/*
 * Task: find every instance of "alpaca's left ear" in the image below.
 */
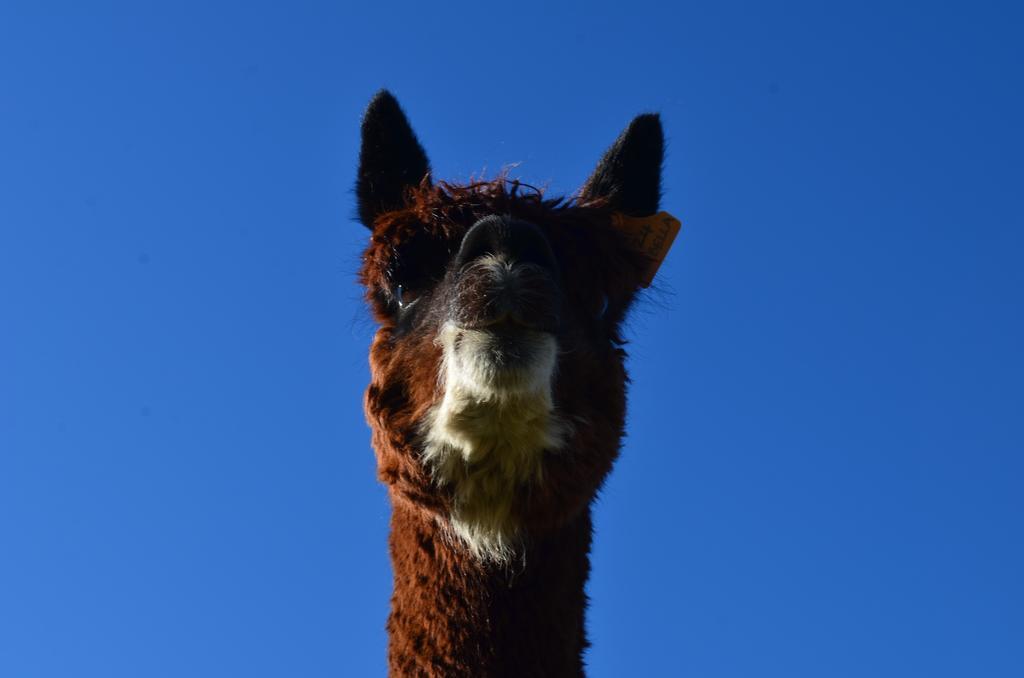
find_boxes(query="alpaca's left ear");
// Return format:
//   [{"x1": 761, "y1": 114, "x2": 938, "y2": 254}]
[
  {"x1": 579, "y1": 113, "x2": 663, "y2": 216},
  {"x1": 357, "y1": 90, "x2": 432, "y2": 228}
]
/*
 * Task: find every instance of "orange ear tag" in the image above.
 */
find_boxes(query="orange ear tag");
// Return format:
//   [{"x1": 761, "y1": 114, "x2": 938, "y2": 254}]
[{"x1": 610, "y1": 211, "x2": 682, "y2": 287}]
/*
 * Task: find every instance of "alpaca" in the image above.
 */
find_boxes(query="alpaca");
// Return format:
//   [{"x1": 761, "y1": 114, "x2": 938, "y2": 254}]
[{"x1": 356, "y1": 90, "x2": 676, "y2": 676}]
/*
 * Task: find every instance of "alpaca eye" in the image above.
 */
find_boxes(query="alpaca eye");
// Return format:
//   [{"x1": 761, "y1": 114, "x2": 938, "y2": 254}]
[{"x1": 395, "y1": 284, "x2": 420, "y2": 309}]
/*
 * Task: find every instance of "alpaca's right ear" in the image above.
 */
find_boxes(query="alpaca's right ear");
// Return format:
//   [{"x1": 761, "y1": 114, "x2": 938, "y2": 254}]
[{"x1": 357, "y1": 90, "x2": 431, "y2": 228}]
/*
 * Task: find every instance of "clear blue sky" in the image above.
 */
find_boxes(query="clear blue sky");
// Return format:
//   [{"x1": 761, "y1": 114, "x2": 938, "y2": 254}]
[{"x1": 2, "y1": 2, "x2": 1022, "y2": 676}]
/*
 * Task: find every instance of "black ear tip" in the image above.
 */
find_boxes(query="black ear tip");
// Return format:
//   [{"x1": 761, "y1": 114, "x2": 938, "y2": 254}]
[
  {"x1": 364, "y1": 89, "x2": 400, "y2": 118},
  {"x1": 622, "y1": 113, "x2": 664, "y2": 152},
  {"x1": 362, "y1": 90, "x2": 409, "y2": 132},
  {"x1": 370, "y1": 88, "x2": 397, "y2": 103},
  {"x1": 629, "y1": 112, "x2": 662, "y2": 132},
  {"x1": 357, "y1": 89, "x2": 431, "y2": 227},
  {"x1": 579, "y1": 111, "x2": 665, "y2": 215}
]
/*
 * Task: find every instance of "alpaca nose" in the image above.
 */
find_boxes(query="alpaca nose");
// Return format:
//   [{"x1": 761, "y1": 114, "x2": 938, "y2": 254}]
[
  {"x1": 448, "y1": 215, "x2": 561, "y2": 332},
  {"x1": 453, "y1": 216, "x2": 558, "y2": 274}
]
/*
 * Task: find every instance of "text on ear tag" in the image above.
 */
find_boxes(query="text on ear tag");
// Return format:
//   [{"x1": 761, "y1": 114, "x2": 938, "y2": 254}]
[{"x1": 610, "y1": 211, "x2": 682, "y2": 287}]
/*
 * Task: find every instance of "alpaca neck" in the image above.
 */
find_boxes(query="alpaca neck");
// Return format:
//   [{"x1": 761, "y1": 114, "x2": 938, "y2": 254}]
[{"x1": 386, "y1": 501, "x2": 592, "y2": 677}]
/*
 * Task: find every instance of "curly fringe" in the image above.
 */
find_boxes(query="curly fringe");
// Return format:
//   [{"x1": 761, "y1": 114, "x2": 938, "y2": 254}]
[{"x1": 390, "y1": 171, "x2": 609, "y2": 234}]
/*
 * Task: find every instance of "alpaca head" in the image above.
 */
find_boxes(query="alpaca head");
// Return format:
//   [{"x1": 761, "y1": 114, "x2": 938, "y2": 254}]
[{"x1": 357, "y1": 91, "x2": 666, "y2": 562}]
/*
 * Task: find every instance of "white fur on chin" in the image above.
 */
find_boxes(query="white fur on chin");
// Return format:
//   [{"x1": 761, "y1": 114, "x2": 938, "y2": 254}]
[{"x1": 421, "y1": 321, "x2": 568, "y2": 563}]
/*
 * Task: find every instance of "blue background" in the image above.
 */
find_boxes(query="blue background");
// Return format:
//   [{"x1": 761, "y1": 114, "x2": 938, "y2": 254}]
[{"x1": 2, "y1": 2, "x2": 1022, "y2": 676}]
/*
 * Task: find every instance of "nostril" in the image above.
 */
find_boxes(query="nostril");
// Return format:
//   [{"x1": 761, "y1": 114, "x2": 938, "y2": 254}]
[{"x1": 454, "y1": 216, "x2": 504, "y2": 270}]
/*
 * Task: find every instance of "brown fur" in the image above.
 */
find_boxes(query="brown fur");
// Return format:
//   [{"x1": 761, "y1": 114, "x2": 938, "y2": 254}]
[{"x1": 360, "y1": 178, "x2": 649, "y2": 676}]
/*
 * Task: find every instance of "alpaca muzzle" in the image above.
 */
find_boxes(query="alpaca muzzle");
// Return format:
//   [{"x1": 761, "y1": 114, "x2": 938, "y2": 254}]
[{"x1": 447, "y1": 216, "x2": 561, "y2": 333}]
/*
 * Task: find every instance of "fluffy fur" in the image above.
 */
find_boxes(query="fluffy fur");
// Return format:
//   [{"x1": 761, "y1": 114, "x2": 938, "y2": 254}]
[
  {"x1": 423, "y1": 319, "x2": 569, "y2": 562},
  {"x1": 356, "y1": 90, "x2": 664, "y2": 676}
]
